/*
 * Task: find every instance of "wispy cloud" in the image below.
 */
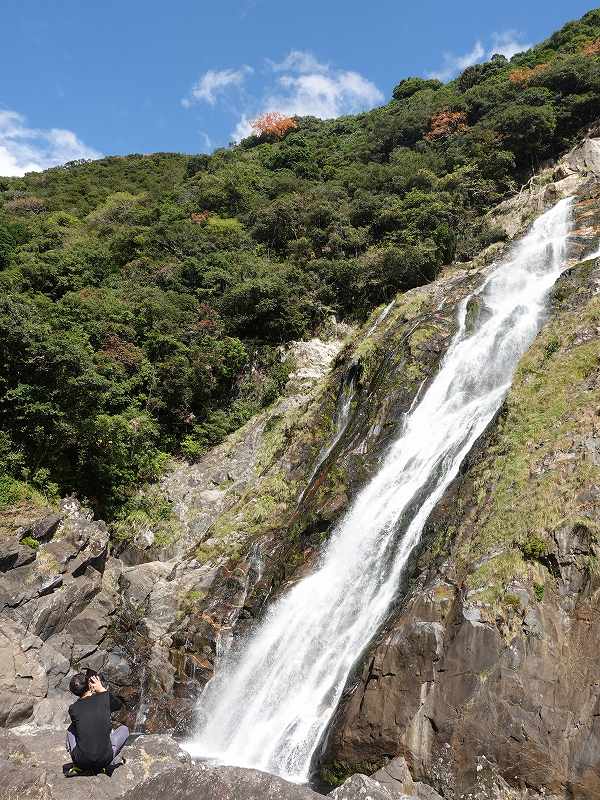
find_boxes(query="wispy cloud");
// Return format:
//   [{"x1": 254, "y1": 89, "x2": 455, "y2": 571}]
[
  {"x1": 182, "y1": 66, "x2": 253, "y2": 107},
  {"x1": 234, "y1": 56, "x2": 383, "y2": 141},
  {"x1": 268, "y1": 50, "x2": 330, "y2": 74},
  {"x1": 489, "y1": 30, "x2": 532, "y2": 59},
  {"x1": 0, "y1": 110, "x2": 101, "y2": 177},
  {"x1": 428, "y1": 30, "x2": 532, "y2": 82},
  {"x1": 428, "y1": 41, "x2": 485, "y2": 82},
  {"x1": 240, "y1": 0, "x2": 259, "y2": 18},
  {"x1": 265, "y1": 65, "x2": 382, "y2": 120},
  {"x1": 199, "y1": 131, "x2": 212, "y2": 151},
  {"x1": 183, "y1": 50, "x2": 383, "y2": 144}
]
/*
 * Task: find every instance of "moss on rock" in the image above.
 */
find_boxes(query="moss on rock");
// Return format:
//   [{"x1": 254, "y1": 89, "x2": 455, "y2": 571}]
[{"x1": 460, "y1": 259, "x2": 600, "y2": 608}]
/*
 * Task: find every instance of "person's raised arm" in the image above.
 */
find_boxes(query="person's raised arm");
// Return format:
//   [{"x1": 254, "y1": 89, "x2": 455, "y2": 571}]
[{"x1": 88, "y1": 675, "x2": 107, "y2": 694}]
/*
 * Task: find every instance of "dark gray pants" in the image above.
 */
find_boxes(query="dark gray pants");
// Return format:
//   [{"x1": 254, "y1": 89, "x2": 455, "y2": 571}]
[{"x1": 66, "y1": 725, "x2": 129, "y2": 765}]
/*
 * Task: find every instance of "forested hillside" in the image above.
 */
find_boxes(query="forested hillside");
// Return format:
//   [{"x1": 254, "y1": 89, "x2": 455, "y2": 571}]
[{"x1": 2, "y1": 8, "x2": 600, "y2": 515}]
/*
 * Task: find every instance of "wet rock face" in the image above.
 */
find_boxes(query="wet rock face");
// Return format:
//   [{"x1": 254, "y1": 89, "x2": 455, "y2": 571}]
[
  {"x1": 324, "y1": 202, "x2": 600, "y2": 799},
  {"x1": 326, "y1": 578, "x2": 600, "y2": 798}
]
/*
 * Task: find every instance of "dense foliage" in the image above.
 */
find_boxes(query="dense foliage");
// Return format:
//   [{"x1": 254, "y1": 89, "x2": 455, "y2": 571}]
[{"x1": 2, "y1": 9, "x2": 600, "y2": 513}]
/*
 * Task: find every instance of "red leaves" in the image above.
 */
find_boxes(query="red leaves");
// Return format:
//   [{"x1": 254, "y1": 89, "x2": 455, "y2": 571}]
[
  {"x1": 250, "y1": 112, "x2": 297, "y2": 139},
  {"x1": 190, "y1": 211, "x2": 211, "y2": 225},
  {"x1": 582, "y1": 38, "x2": 600, "y2": 56},
  {"x1": 425, "y1": 110, "x2": 468, "y2": 141},
  {"x1": 99, "y1": 335, "x2": 143, "y2": 369},
  {"x1": 508, "y1": 64, "x2": 549, "y2": 84}
]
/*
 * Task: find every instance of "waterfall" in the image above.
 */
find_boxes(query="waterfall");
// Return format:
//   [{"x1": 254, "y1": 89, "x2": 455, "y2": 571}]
[
  {"x1": 365, "y1": 298, "x2": 395, "y2": 337},
  {"x1": 183, "y1": 198, "x2": 574, "y2": 783},
  {"x1": 299, "y1": 299, "x2": 395, "y2": 504},
  {"x1": 298, "y1": 368, "x2": 358, "y2": 503}
]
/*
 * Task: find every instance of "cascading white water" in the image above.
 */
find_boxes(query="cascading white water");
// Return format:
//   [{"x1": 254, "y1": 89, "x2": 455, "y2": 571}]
[
  {"x1": 298, "y1": 370, "x2": 357, "y2": 503},
  {"x1": 299, "y1": 299, "x2": 395, "y2": 504},
  {"x1": 184, "y1": 198, "x2": 574, "y2": 783},
  {"x1": 366, "y1": 298, "x2": 395, "y2": 337}
]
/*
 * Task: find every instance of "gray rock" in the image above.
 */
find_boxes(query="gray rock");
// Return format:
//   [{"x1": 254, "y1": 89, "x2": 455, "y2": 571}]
[
  {"x1": 566, "y1": 136, "x2": 600, "y2": 178},
  {"x1": 371, "y1": 756, "x2": 414, "y2": 794},
  {"x1": 0, "y1": 538, "x2": 36, "y2": 572},
  {"x1": 122, "y1": 764, "x2": 322, "y2": 800},
  {"x1": 120, "y1": 562, "x2": 172, "y2": 606},
  {"x1": 67, "y1": 593, "x2": 113, "y2": 645},
  {"x1": 412, "y1": 784, "x2": 444, "y2": 800},
  {"x1": 103, "y1": 650, "x2": 132, "y2": 685},
  {"x1": 330, "y1": 774, "x2": 404, "y2": 799},
  {"x1": 0, "y1": 731, "x2": 192, "y2": 800},
  {"x1": 0, "y1": 621, "x2": 47, "y2": 727},
  {"x1": 30, "y1": 695, "x2": 70, "y2": 728},
  {"x1": 17, "y1": 573, "x2": 100, "y2": 639},
  {"x1": 37, "y1": 640, "x2": 71, "y2": 690},
  {"x1": 21, "y1": 512, "x2": 63, "y2": 543}
]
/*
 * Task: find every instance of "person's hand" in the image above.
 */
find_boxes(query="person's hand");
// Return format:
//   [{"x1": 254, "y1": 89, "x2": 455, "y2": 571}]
[{"x1": 89, "y1": 675, "x2": 107, "y2": 694}]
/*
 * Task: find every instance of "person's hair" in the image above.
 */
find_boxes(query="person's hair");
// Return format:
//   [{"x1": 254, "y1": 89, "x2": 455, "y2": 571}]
[{"x1": 69, "y1": 672, "x2": 88, "y2": 697}]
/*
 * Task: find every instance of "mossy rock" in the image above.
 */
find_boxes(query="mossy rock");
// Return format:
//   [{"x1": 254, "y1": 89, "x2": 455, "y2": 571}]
[{"x1": 320, "y1": 758, "x2": 385, "y2": 788}]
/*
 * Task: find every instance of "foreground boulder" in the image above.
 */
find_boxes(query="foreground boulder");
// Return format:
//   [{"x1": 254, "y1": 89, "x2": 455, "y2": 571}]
[
  {"x1": 0, "y1": 731, "x2": 190, "y2": 800},
  {"x1": 122, "y1": 764, "x2": 323, "y2": 800},
  {"x1": 0, "y1": 729, "x2": 458, "y2": 800},
  {"x1": 331, "y1": 756, "x2": 552, "y2": 800}
]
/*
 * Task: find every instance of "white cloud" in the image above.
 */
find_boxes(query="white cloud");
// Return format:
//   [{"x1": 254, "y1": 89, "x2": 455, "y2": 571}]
[
  {"x1": 268, "y1": 50, "x2": 329, "y2": 74},
  {"x1": 268, "y1": 70, "x2": 383, "y2": 119},
  {"x1": 428, "y1": 41, "x2": 485, "y2": 82},
  {"x1": 241, "y1": 51, "x2": 382, "y2": 141},
  {"x1": 0, "y1": 110, "x2": 101, "y2": 177},
  {"x1": 183, "y1": 50, "x2": 383, "y2": 144},
  {"x1": 427, "y1": 30, "x2": 532, "y2": 83},
  {"x1": 232, "y1": 114, "x2": 253, "y2": 143},
  {"x1": 489, "y1": 30, "x2": 532, "y2": 60},
  {"x1": 182, "y1": 66, "x2": 253, "y2": 107},
  {"x1": 199, "y1": 130, "x2": 212, "y2": 151}
]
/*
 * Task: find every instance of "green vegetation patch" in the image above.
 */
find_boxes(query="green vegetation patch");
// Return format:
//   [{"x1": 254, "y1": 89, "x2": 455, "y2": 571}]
[
  {"x1": 463, "y1": 289, "x2": 600, "y2": 600},
  {"x1": 0, "y1": 476, "x2": 49, "y2": 513},
  {"x1": 196, "y1": 470, "x2": 295, "y2": 564},
  {"x1": 321, "y1": 759, "x2": 385, "y2": 789},
  {"x1": 111, "y1": 486, "x2": 183, "y2": 549},
  {"x1": 20, "y1": 535, "x2": 40, "y2": 550}
]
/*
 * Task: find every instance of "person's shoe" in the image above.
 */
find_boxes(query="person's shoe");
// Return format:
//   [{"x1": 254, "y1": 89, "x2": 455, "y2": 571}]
[{"x1": 66, "y1": 765, "x2": 83, "y2": 777}]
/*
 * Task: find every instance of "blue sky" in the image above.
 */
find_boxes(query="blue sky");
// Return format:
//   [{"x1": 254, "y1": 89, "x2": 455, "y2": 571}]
[{"x1": 0, "y1": 1, "x2": 596, "y2": 175}]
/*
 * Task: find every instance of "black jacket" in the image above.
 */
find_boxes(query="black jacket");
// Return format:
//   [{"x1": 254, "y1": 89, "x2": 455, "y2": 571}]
[{"x1": 68, "y1": 692, "x2": 122, "y2": 769}]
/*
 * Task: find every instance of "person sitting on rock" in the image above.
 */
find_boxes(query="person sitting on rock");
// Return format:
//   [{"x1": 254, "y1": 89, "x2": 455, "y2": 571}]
[{"x1": 66, "y1": 669, "x2": 129, "y2": 776}]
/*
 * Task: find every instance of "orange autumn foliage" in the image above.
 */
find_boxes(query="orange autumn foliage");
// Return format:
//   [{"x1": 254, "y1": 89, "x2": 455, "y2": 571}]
[
  {"x1": 190, "y1": 210, "x2": 211, "y2": 225},
  {"x1": 251, "y1": 112, "x2": 297, "y2": 139},
  {"x1": 425, "y1": 110, "x2": 468, "y2": 141},
  {"x1": 582, "y1": 38, "x2": 600, "y2": 56},
  {"x1": 508, "y1": 63, "x2": 549, "y2": 84}
]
